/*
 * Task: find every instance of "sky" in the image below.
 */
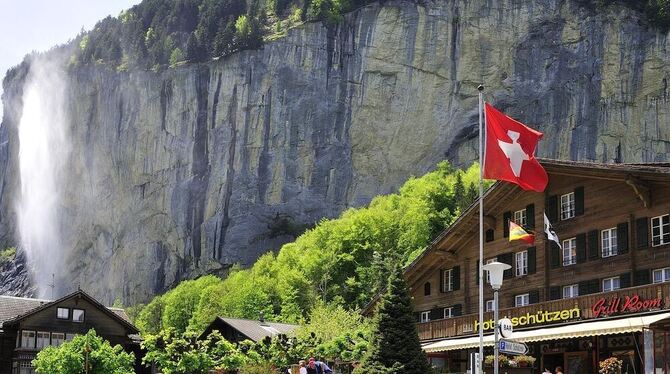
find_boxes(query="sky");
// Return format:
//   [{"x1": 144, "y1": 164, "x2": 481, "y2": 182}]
[{"x1": 0, "y1": 0, "x2": 141, "y2": 117}]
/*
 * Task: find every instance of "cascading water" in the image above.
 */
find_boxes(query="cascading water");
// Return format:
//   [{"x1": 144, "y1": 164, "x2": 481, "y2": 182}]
[{"x1": 16, "y1": 57, "x2": 70, "y2": 298}]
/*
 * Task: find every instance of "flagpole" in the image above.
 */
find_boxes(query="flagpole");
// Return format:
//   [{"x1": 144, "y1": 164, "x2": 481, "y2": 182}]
[{"x1": 477, "y1": 84, "x2": 485, "y2": 373}]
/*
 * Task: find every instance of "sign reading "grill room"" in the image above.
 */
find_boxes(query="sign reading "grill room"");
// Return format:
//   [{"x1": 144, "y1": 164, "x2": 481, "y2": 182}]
[{"x1": 592, "y1": 294, "x2": 663, "y2": 318}]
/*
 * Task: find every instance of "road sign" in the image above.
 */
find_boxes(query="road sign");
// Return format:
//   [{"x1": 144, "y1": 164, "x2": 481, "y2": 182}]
[
  {"x1": 499, "y1": 339, "x2": 528, "y2": 355},
  {"x1": 470, "y1": 352, "x2": 481, "y2": 374},
  {"x1": 498, "y1": 318, "x2": 513, "y2": 338}
]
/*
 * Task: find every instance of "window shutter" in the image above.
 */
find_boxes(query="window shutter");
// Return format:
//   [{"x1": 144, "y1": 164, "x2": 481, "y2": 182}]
[
  {"x1": 546, "y1": 195, "x2": 558, "y2": 223},
  {"x1": 500, "y1": 252, "x2": 514, "y2": 279},
  {"x1": 439, "y1": 269, "x2": 445, "y2": 293},
  {"x1": 636, "y1": 217, "x2": 649, "y2": 249},
  {"x1": 620, "y1": 272, "x2": 631, "y2": 289},
  {"x1": 635, "y1": 269, "x2": 651, "y2": 286},
  {"x1": 526, "y1": 203, "x2": 535, "y2": 229},
  {"x1": 590, "y1": 279, "x2": 601, "y2": 294},
  {"x1": 475, "y1": 262, "x2": 479, "y2": 285},
  {"x1": 617, "y1": 222, "x2": 629, "y2": 254},
  {"x1": 415, "y1": 312, "x2": 421, "y2": 322},
  {"x1": 549, "y1": 286, "x2": 561, "y2": 300},
  {"x1": 576, "y1": 233, "x2": 587, "y2": 263},
  {"x1": 529, "y1": 290, "x2": 540, "y2": 304},
  {"x1": 424, "y1": 282, "x2": 431, "y2": 296},
  {"x1": 431, "y1": 308, "x2": 443, "y2": 320},
  {"x1": 503, "y1": 211, "x2": 512, "y2": 238},
  {"x1": 452, "y1": 266, "x2": 460, "y2": 291},
  {"x1": 486, "y1": 229, "x2": 494, "y2": 242},
  {"x1": 574, "y1": 186, "x2": 585, "y2": 216},
  {"x1": 587, "y1": 230, "x2": 599, "y2": 260},
  {"x1": 578, "y1": 280, "x2": 590, "y2": 295},
  {"x1": 453, "y1": 304, "x2": 463, "y2": 316},
  {"x1": 527, "y1": 247, "x2": 536, "y2": 274},
  {"x1": 550, "y1": 242, "x2": 560, "y2": 269}
]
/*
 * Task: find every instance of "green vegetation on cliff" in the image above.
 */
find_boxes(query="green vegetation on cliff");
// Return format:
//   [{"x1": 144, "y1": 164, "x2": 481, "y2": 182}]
[{"x1": 132, "y1": 161, "x2": 484, "y2": 335}]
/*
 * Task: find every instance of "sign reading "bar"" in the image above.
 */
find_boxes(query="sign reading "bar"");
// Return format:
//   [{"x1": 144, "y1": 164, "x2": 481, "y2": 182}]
[{"x1": 499, "y1": 339, "x2": 528, "y2": 355}]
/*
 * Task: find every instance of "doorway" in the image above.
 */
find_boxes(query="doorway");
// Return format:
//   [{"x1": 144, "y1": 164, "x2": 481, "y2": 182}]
[
  {"x1": 564, "y1": 351, "x2": 588, "y2": 374},
  {"x1": 542, "y1": 353, "x2": 563, "y2": 373}
]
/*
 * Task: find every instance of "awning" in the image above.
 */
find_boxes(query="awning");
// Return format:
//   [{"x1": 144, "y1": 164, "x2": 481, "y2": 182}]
[{"x1": 423, "y1": 312, "x2": 670, "y2": 353}]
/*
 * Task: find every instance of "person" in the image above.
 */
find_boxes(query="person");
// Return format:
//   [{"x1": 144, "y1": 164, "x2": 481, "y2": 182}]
[
  {"x1": 287, "y1": 360, "x2": 308, "y2": 374},
  {"x1": 306, "y1": 357, "x2": 333, "y2": 374},
  {"x1": 542, "y1": 369, "x2": 552, "y2": 374},
  {"x1": 555, "y1": 366, "x2": 563, "y2": 374}
]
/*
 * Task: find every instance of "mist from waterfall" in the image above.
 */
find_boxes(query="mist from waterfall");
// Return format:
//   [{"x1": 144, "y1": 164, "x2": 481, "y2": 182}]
[{"x1": 16, "y1": 58, "x2": 70, "y2": 298}]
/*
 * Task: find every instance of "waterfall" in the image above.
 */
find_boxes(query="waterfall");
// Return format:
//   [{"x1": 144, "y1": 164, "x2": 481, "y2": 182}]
[{"x1": 16, "y1": 58, "x2": 70, "y2": 298}]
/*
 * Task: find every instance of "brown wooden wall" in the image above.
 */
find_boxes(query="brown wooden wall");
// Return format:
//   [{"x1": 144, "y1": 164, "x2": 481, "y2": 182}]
[{"x1": 410, "y1": 171, "x2": 670, "y2": 327}]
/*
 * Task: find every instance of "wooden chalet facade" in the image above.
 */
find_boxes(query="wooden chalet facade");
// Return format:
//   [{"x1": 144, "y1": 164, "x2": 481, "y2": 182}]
[
  {"x1": 401, "y1": 160, "x2": 670, "y2": 373},
  {"x1": 0, "y1": 290, "x2": 143, "y2": 374}
]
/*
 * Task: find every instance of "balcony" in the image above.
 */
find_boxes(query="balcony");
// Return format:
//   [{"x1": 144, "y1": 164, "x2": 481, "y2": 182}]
[{"x1": 417, "y1": 282, "x2": 670, "y2": 341}]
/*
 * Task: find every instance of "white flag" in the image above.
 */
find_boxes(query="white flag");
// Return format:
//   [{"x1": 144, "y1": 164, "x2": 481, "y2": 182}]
[{"x1": 544, "y1": 213, "x2": 561, "y2": 249}]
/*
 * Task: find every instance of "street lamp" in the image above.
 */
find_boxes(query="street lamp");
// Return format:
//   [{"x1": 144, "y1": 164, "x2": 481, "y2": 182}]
[{"x1": 482, "y1": 261, "x2": 511, "y2": 374}]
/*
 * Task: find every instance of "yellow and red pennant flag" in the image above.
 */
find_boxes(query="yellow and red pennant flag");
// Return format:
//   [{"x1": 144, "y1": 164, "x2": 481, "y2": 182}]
[{"x1": 509, "y1": 221, "x2": 534, "y2": 245}]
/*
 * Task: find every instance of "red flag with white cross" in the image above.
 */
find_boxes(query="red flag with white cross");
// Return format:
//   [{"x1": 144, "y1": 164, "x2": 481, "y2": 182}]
[{"x1": 483, "y1": 103, "x2": 548, "y2": 192}]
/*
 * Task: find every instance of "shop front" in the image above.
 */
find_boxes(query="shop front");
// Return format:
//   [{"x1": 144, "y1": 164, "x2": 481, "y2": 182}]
[{"x1": 418, "y1": 283, "x2": 670, "y2": 373}]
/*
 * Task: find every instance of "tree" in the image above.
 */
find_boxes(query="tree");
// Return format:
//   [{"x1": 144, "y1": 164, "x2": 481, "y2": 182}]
[
  {"x1": 355, "y1": 265, "x2": 430, "y2": 374},
  {"x1": 33, "y1": 330, "x2": 135, "y2": 374},
  {"x1": 453, "y1": 173, "x2": 466, "y2": 212}
]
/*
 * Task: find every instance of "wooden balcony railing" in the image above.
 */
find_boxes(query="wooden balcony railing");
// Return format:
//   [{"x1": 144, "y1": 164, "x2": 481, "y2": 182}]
[{"x1": 417, "y1": 282, "x2": 670, "y2": 341}]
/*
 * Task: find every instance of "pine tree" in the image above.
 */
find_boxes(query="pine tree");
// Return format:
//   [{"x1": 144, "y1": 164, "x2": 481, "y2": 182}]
[
  {"x1": 453, "y1": 172, "x2": 466, "y2": 212},
  {"x1": 355, "y1": 264, "x2": 430, "y2": 374},
  {"x1": 465, "y1": 182, "x2": 478, "y2": 207}
]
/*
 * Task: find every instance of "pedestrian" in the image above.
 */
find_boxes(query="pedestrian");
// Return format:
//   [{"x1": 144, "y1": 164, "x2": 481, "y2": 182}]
[
  {"x1": 555, "y1": 366, "x2": 563, "y2": 374},
  {"x1": 306, "y1": 357, "x2": 333, "y2": 374},
  {"x1": 542, "y1": 368, "x2": 552, "y2": 374},
  {"x1": 299, "y1": 360, "x2": 308, "y2": 374}
]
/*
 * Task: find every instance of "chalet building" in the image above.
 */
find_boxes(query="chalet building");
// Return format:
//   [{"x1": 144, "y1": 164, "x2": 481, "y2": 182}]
[
  {"x1": 0, "y1": 290, "x2": 142, "y2": 374},
  {"x1": 396, "y1": 160, "x2": 670, "y2": 373},
  {"x1": 200, "y1": 316, "x2": 298, "y2": 343}
]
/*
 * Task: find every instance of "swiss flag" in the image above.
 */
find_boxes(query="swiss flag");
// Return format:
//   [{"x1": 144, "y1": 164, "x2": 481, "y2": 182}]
[{"x1": 483, "y1": 103, "x2": 548, "y2": 192}]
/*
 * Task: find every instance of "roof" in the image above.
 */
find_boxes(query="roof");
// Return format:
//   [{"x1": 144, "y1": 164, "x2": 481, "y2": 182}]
[
  {"x1": 362, "y1": 158, "x2": 670, "y2": 314},
  {"x1": 0, "y1": 290, "x2": 139, "y2": 334},
  {"x1": 208, "y1": 316, "x2": 298, "y2": 342}
]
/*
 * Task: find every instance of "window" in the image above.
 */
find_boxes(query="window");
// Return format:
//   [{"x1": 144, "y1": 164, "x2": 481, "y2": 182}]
[
  {"x1": 515, "y1": 294, "x2": 530, "y2": 307},
  {"x1": 420, "y1": 311, "x2": 430, "y2": 323},
  {"x1": 514, "y1": 209, "x2": 527, "y2": 227},
  {"x1": 562, "y1": 238, "x2": 577, "y2": 266},
  {"x1": 653, "y1": 268, "x2": 670, "y2": 283},
  {"x1": 652, "y1": 214, "x2": 670, "y2": 247},
  {"x1": 443, "y1": 269, "x2": 453, "y2": 292},
  {"x1": 563, "y1": 284, "x2": 579, "y2": 299},
  {"x1": 65, "y1": 334, "x2": 76, "y2": 341},
  {"x1": 444, "y1": 307, "x2": 453, "y2": 319},
  {"x1": 561, "y1": 192, "x2": 575, "y2": 220},
  {"x1": 21, "y1": 330, "x2": 35, "y2": 349},
  {"x1": 485, "y1": 300, "x2": 494, "y2": 312},
  {"x1": 36, "y1": 332, "x2": 50, "y2": 349},
  {"x1": 18, "y1": 361, "x2": 34, "y2": 374},
  {"x1": 72, "y1": 309, "x2": 85, "y2": 323},
  {"x1": 57, "y1": 308, "x2": 69, "y2": 320},
  {"x1": 516, "y1": 251, "x2": 528, "y2": 277},
  {"x1": 602, "y1": 228, "x2": 618, "y2": 257},
  {"x1": 424, "y1": 282, "x2": 431, "y2": 296},
  {"x1": 603, "y1": 277, "x2": 620, "y2": 292},
  {"x1": 486, "y1": 258, "x2": 496, "y2": 284},
  {"x1": 51, "y1": 333, "x2": 65, "y2": 347}
]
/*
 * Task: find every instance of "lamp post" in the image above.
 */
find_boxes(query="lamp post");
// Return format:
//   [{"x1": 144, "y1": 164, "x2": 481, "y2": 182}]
[{"x1": 482, "y1": 261, "x2": 511, "y2": 374}]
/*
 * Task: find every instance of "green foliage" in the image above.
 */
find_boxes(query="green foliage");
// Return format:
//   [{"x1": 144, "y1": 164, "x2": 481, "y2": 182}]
[
  {"x1": 33, "y1": 330, "x2": 135, "y2": 374},
  {"x1": 355, "y1": 265, "x2": 429, "y2": 374},
  {"x1": 134, "y1": 162, "x2": 484, "y2": 336},
  {"x1": 0, "y1": 247, "x2": 16, "y2": 263},
  {"x1": 169, "y1": 47, "x2": 185, "y2": 66}
]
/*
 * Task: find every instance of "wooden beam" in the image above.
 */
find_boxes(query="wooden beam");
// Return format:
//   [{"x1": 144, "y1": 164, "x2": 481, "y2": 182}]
[{"x1": 626, "y1": 174, "x2": 651, "y2": 208}]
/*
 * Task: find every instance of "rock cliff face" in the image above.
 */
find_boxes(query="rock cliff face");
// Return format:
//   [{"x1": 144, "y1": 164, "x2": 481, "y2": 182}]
[{"x1": 2, "y1": 0, "x2": 670, "y2": 304}]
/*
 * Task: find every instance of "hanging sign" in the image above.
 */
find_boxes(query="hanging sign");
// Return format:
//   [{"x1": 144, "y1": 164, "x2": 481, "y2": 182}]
[
  {"x1": 591, "y1": 294, "x2": 663, "y2": 318},
  {"x1": 498, "y1": 318, "x2": 513, "y2": 339}
]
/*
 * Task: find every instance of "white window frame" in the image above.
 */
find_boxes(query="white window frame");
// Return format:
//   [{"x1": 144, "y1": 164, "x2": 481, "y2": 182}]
[
  {"x1": 515, "y1": 293, "x2": 530, "y2": 307},
  {"x1": 514, "y1": 209, "x2": 527, "y2": 227},
  {"x1": 420, "y1": 311, "x2": 430, "y2": 323},
  {"x1": 57, "y1": 307, "x2": 69, "y2": 320},
  {"x1": 563, "y1": 284, "x2": 579, "y2": 299},
  {"x1": 603, "y1": 276, "x2": 620, "y2": 292},
  {"x1": 486, "y1": 258, "x2": 496, "y2": 284},
  {"x1": 562, "y1": 238, "x2": 577, "y2": 266},
  {"x1": 21, "y1": 330, "x2": 35, "y2": 349},
  {"x1": 36, "y1": 331, "x2": 50, "y2": 349},
  {"x1": 485, "y1": 300, "x2": 494, "y2": 312},
  {"x1": 72, "y1": 309, "x2": 85, "y2": 323},
  {"x1": 561, "y1": 192, "x2": 575, "y2": 220},
  {"x1": 444, "y1": 307, "x2": 453, "y2": 319},
  {"x1": 51, "y1": 333, "x2": 65, "y2": 347},
  {"x1": 601, "y1": 228, "x2": 618, "y2": 257},
  {"x1": 652, "y1": 214, "x2": 670, "y2": 247},
  {"x1": 443, "y1": 268, "x2": 453, "y2": 292},
  {"x1": 653, "y1": 268, "x2": 670, "y2": 284},
  {"x1": 516, "y1": 251, "x2": 528, "y2": 277}
]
